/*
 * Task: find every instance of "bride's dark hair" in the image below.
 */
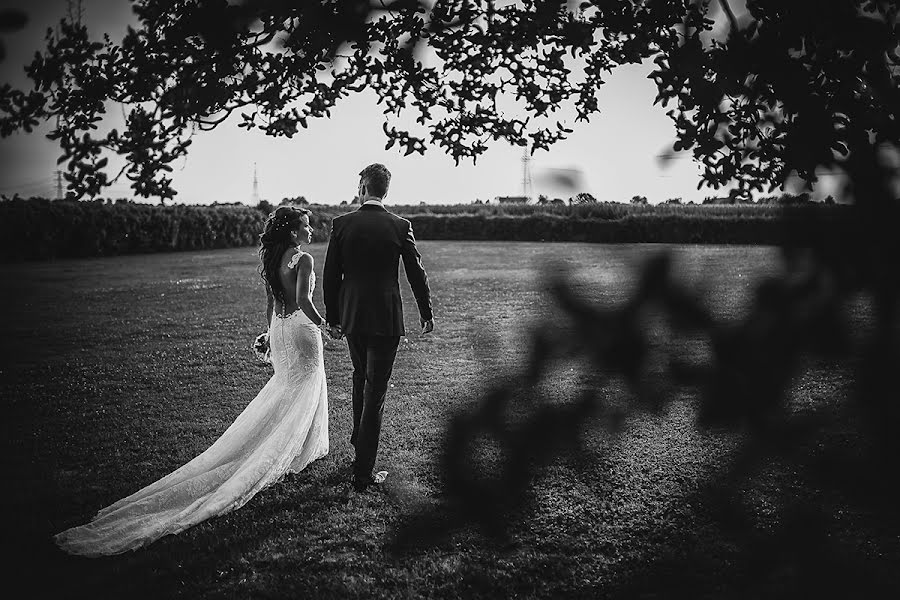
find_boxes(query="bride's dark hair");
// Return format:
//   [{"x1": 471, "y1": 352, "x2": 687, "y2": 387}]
[{"x1": 258, "y1": 206, "x2": 311, "y2": 304}]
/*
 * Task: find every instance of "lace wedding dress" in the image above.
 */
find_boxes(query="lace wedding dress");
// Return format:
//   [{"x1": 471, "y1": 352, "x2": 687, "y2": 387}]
[{"x1": 55, "y1": 253, "x2": 329, "y2": 557}]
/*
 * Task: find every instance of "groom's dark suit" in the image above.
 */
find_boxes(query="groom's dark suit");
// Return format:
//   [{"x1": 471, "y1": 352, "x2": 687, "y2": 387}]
[{"x1": 323, "y1": 200, "x2": 432, "y2": 481}]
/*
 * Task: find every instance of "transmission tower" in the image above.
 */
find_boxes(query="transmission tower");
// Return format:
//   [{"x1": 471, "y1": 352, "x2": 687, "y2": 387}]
[
  {"x1": 55, "y1": 170, "x2": 64, "y2": 200},
  {"x1": 251, "y1": 162, "x2": 260, "y2": 204},
  {"x1": 66, "y1": 0, "x2": 84, "y2": 24},
  {"x1": 521, "y1": 146, "x2": 534, "y2": 202}
]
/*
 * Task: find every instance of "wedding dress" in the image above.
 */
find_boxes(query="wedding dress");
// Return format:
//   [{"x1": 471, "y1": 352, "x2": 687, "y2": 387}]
[{"x1": 55, "y1": 253, "x2": 329, "y2": 557}]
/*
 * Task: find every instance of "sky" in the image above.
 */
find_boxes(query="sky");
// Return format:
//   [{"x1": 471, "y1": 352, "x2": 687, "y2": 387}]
[{"x1": 0, "y1": 0, "x2": 823, "y2": 206}]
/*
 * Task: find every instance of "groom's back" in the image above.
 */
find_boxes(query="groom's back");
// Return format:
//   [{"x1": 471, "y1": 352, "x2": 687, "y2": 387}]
[
  {"x1": 336, "y1": 208, "x2": 405, "y2": 280},
  {"x1": 326, "y1": 205, "x2": 414, "y2": 336}
]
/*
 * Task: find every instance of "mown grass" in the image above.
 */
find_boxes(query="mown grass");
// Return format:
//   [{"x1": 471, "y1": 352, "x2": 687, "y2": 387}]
[{"x1": 1, "y1": 242, "x2": 894, "y2": 599}]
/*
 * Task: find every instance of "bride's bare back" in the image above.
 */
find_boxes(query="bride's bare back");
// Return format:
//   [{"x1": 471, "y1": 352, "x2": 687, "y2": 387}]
[
  {"x1": 271, "y1": 248, "x2": 319, "y2": 326},
  {"x1": 274, "y1": 248, "x2": 301, "y2": 316}
]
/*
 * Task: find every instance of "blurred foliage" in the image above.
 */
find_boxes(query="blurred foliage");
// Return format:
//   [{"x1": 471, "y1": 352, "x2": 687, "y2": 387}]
[
  {"x1": 654, "y1": 0, "x2": 900, "y2": 197},
  {"x1": 0, "y1": 8, "x2": 27, "y2": 63},
  {"x1": 394, "y1": 197, "x2": 899, "y2": 595}
]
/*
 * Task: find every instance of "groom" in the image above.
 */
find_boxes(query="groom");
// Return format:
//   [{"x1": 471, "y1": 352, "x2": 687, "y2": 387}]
[{"x1": 323, "y1": 163, "x2": 434, "y2": 492}]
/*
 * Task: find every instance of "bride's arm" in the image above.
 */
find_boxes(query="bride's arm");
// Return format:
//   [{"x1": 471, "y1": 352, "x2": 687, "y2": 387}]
[
  {"x1": 295, "y1": 253, "x2": 324, "y2": 326},
  {"x1": 265, "y1": 282, "x2": 274, "y2": 326}
]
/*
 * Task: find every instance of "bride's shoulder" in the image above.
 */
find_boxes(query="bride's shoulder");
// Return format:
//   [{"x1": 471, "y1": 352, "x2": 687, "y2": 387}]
[
  {"x1": 285, "y1": 248, "x2": 301, "y2": 269},
  {"x1": 287, "y1": 249, "x2": 313, "y2": 272}
]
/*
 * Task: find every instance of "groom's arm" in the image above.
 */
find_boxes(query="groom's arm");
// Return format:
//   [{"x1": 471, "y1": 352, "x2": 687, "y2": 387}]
[
  {"x1": 323, "y1": 218, "x2": 342, "y2": 326},
  {"x1": 400, "y1": 220, "x2": 433, "y2": 322}
]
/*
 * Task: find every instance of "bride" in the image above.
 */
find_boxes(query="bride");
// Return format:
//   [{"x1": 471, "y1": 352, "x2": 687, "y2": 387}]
[{"x1": 55, "y1": 206, "x2": 329, "y2": 557}]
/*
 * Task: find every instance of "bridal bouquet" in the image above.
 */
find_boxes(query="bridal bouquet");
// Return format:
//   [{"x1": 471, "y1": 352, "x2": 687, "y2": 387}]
[{"x1": 252, "y1": 332, "x2": 271, "y2": 364}]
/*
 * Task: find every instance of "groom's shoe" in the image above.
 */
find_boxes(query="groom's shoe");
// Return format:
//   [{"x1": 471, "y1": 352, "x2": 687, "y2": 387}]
[{"x1": 352, "y1": 470, "x2": 388, "y2": 492}]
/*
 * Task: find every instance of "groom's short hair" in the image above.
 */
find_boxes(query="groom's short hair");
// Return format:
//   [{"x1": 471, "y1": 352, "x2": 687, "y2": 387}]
[{"x1": 360, "y1": 163, "x2": 391, "y2": 198}]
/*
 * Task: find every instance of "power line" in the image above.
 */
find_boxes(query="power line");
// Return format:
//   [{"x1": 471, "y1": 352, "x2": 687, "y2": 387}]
[{"x1": 66, "y1": 0, "x2": 83, "y2": 25}]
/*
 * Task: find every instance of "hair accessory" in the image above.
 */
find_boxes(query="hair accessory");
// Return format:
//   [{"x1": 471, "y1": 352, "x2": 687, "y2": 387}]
[{"x1": 270, "y1": 213, "x2": 293, "y2": 231}]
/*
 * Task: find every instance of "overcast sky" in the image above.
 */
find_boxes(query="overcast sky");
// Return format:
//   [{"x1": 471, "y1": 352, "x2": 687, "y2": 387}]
[{"x1": 1, "y1": 0, "x2": 822, "y2": 206}]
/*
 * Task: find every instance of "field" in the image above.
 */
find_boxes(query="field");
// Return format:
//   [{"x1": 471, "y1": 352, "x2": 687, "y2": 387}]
[{"x1": 1, "y1": 241, "x2": 896, "y2": 598}]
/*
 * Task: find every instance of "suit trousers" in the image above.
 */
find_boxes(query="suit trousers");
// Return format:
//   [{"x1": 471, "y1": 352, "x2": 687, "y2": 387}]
[{"x1": 346, "y1": 333, "x2": 401, "y2": 478}]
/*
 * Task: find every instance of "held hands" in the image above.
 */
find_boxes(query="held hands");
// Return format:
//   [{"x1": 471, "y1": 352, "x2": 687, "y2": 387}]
[
  {"x1": 322, "y1": 321, "x2": 429, "y2": 337},
  {"x1": 326, "y1": 323, "x2": 344, "y2": 340},
  {"x1": 421, "y1": 317, "x2": 435, "y2": 334}
]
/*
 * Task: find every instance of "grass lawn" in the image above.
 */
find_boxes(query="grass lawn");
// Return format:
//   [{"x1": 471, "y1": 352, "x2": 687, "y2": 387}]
[{"x1": 1, "y1": 241, "x2": 896, "y2": 599}]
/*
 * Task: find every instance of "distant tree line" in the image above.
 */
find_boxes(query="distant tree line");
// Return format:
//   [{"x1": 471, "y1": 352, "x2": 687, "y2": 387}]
[
  {"x1": 382, "y1": 197, "x2": 837, "y2": 218},
  {"x1": 0, "y1": 196, "x2": 853, "y2": 261},
  {"x1": 0, "y1": 198, "x2": 327, "y2": 261},
  {"x1": 494, "y1": 192, "x2": 832, "y2": 206},
  {"x1": 402, "y1": 211, "x2": 848, "y2": 245}
]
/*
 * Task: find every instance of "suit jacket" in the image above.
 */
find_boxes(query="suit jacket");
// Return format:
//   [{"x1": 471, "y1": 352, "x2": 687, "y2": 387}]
[{"x1": 323, "y1": 202, "x2": 432, "y2": 337}]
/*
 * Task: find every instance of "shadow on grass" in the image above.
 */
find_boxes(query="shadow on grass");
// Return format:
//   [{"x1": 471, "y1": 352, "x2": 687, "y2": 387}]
[
  {"x1": 387, "y1": 383, "x2": 900, "y2": 598},
  {"x1": 604, "y1": 429, "x2": 900, "y2": 599}
]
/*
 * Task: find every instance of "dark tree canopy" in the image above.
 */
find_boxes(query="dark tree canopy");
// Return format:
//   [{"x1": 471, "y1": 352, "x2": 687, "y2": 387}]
[
  {"x1": 3, "y1": 0, "x2": 896, "y2": 201},
  {"x1": 656, "y1": 0, "x2": 900, "y2": 196}
]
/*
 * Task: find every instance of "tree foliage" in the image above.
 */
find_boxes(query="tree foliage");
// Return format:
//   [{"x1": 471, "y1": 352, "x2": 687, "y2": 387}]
[
  {"x1": 3, "y1": 1, "x2": 900, "y2": 592},
  {"x1": 657, "y1": 0, "x2": 900, "y2": 195},
  {"x1": 570, "y1": 191, "x2": 597, "y2": 204},
  {"x1": 0, "y1": 197, "x2": 274, "y2": 259},
  {"x1": 4, "y1": 1, "x2": 897, "y2": 202}
]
